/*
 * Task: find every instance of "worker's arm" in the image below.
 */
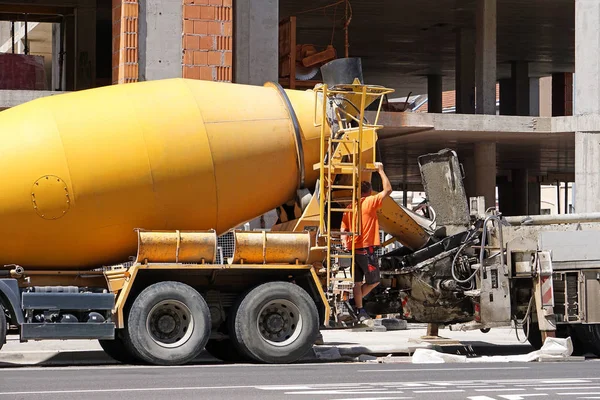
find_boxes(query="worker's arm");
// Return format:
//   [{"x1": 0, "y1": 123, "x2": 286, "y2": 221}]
[{"x1": 375, "y1": 162, "x2": 392, "y2": 198}]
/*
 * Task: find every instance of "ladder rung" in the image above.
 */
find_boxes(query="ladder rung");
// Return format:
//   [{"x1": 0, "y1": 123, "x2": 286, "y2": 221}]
[
  {"x1": 331, "y1": 138, "x2": 357, "y2": 144},
  {"x1": 334, "y1": 254, "x2": 354, "y2": 259},
  {"x1": 332, "y1": 162, "x2": 357, "y2": 167},
  {"x1": 331, "y1": 185, "x2": 355, "y2": 190},
  {"x1": 321, "y1": 166, "x2": 358, "y2": 174},
  {"x1": 330, "y1": 208, "x2": 352, "y2": 212},
  {"x1": 329, "y1": 230, "x2": 356, "y2": 236}
]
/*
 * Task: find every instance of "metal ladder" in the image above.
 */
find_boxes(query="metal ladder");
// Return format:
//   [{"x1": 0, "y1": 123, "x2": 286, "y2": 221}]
[{"x1": 313, "y1": 83, "x2": 393, "y2": 293}]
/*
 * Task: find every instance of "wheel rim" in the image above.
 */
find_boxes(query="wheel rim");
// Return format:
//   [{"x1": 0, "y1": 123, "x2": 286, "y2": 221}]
[
  {"x1": 146, "y1": 300, "x2": 194, "y2": 348},
  {"x1": 257, "y1": 299, "x2": 302, "y2": 347}
]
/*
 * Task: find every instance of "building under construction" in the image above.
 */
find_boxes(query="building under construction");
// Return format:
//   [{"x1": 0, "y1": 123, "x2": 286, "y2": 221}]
[{"x1": 0, "y1": 0, "x2": 595, "y2": 218}]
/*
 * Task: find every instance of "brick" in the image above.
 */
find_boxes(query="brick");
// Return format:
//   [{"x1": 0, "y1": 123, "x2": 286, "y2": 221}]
[
  {"x1": 223, "y1": 21, "x2": 232, "y2": 36},
  {"x1": 184, "y1": 5, "x2": 201, "y2": 19},
  {"x1": 223, "y1": 0, "x2": 232, "y2": 6},
  {"x1": 194, "y1": 20, "x2": 208, "y2": 34},
  {"x1": 208, "y1": 21, "x2": 222, "y2": 35},
  {"x1": 200, "y1": 35, "x2": 213, "y2": 50},
  {"x1": 200, "y1": 66, "x2": 213, "y2": 81},
  {"x1": 224, "y1": 51, "x2": 232, "y2": 66},
  {"x1": 194, "y1": 51, "x2": 208, "y2": 65},
  {"x1": 183, "y1": 50, "x2": 193, "y2": 65},
  {"x1": 216, "y1": 35, "x2": 232, "y2": 51},
  {"x1": 209, "y1": 0, "x2": 222, "y2": 5},
  {"x1": 183, "y1": 66, "x2": 200, "y2": 79},
  {"x1": 200, "y1": 6, "x2": 215, "y2": 20},
  {"x1": 215, "y1": 6, "x2": 231, "y2": 21},
  {"x1": 184, "y1": 34, "x2": 200, "y2": 50},
  {"x1": 184, "y1": 19, "x2": 194, "y2": 34},
  {"x1": 208, "y1": 51, "x2": 222, "y2": 65}
]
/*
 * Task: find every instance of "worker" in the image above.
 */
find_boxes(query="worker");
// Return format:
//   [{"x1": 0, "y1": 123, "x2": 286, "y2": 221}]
[{"x1": 340, "y1": 162, "x2": 393, "y2": 322}]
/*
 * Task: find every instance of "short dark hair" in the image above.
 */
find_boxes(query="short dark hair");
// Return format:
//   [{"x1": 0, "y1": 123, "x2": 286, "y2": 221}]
[{"x1": 361, "y1": 181, "x2": 372, "y2": 195}]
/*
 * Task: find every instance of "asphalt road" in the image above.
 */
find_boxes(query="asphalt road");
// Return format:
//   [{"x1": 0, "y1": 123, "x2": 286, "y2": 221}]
[{"x1": 1, "y1": 360, "x2": 600, "y2": 400}]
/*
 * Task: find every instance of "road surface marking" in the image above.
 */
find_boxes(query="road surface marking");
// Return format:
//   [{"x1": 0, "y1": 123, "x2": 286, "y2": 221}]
[
  {"x1": 359, "y1": 367, "x2": 530, "y2": 372},
  {"x1": 284, "y1": 390, "x2": 407, "y2": 395},
  {"x1": 474, "y1": 388, "x2": 525, "y2": 392},
  {"x1": 535, "y1": 387, "x2": 600, "y2": 391},
  {"x1": 412, "y1": 389, "x2": 465, "y2": 393},
  {"x1": 330, "y1": 397, "x2": 412, "y2": 400}
]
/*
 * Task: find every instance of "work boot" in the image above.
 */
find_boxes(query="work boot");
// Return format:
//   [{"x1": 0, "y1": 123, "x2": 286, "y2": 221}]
[{"x1": 357, "y1": 308, "x2": 372, "y2": 323}]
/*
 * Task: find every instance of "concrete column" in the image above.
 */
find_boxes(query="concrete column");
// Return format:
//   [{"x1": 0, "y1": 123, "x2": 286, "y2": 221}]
[
  {"x1": 427, "y1": 74, "x2": 442, "y2": 113},
  {"x1": 513, "y1": 61, "x2": 530, "y2": 116},
  {"x1": 528, "y1": 180, "x2": 541, "y2": 215},
  {"x1": 64, "y1": 15, "x2": 76, "y2": 91},
  {"x1": 475, "y1": 0, "x2": 497, "y2": 115},
  {"x1": 539, "y1": 76, "x2": 552, "y2": 117},
  {"x1": 575, "y1": 0, "x2": 600, "y2": 212},
  {"x1": 474, "y1": 142, "x2": 497, "y2": 210},
  {"x1": 75, "y1": 1, "x2": 97, "y2": 90},
  {"x1": 139, "y1": 0, "x2": 182, "y2": 81},
  {"x1": 234, "y1": 0, "x2": 278, "y2": 85},
  {"x1": 499, "y1": 62, "x2": 529, "y2": 116},
  {"x1": 499, "y1": 78, "x2": 515, "y2": 115},
  {"x1": 512, "y1": 169, "x2": 529, "y2": 215},
  {"x1": 455, "y1": 28, "x2": 475, "y2": 114},
  {"x1": 461, "y1": 155, "x2": 476, "y2": 200},
  {"x1": 552, "y1": 72, "x2": 573, "y2": 116},
  {"x1": 529, "y1": 77, "x2": 540, "y2": 117}
]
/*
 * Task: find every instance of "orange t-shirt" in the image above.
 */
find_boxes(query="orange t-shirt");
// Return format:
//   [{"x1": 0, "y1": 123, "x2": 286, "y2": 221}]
[{"x1": 340, "y1": 192, "x2": 385, "y2": 250}]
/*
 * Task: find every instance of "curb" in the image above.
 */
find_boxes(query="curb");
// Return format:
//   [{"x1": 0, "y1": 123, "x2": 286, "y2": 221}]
[{"x1": 0, "y1": 342, "x2": 539, "y2": 367}]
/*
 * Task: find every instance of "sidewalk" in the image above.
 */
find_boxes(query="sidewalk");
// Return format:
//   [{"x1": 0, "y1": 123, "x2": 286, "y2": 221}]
[{"x1": 0, "y1": 324, "x2": 534, "y2": 367}]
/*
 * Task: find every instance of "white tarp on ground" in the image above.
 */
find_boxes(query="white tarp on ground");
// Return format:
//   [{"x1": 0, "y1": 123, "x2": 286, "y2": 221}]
[{"x1": 411, "y1": 337, "x2": 574, "y2": 364}]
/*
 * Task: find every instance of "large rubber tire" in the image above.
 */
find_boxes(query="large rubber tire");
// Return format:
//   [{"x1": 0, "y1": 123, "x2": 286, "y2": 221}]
[
  {"x1": 99, "y1": 332, "x2": 143, "y2": 364},
  {"x1": 523, "y1": 322, "x2": 543, "y2": 350},
  {"x1": 524, "y1": 322, "x2": 587, "y2": 356},
  {"x1": 0, "y1": 304, "x2": 6, "y2": 351},
  {"x1": 124, "y1": 281, "x2": 211, "y2": 366},
  {"x1": 230, "y1": 281, "x2": 319, "y2": 364},
  {"x1": 205, "y1": 339, "x2": 252, "y2": 363},
  {"x1": 572, "y1": 324, "x2": 600, "y2": 356}
]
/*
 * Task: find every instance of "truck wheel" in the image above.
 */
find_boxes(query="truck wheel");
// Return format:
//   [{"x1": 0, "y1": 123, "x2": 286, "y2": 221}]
[
  {"x1": 205, "y1": 339, "x2": 252, "y2": 363},
  {"x1": 525, "y1": 322, "x2": 586, "y2": 356},
  {"x1": 572, "y1": 324, "x2": 600, "y2": 356},
  {"x1": 124, "y1": 281, "x2": 211, "y2": 366},
  {"x1": 99, "y1": 333, "x2": 143, "y2": 364},
  {"x1": 230, "y1": 281, "x2": 318, "y2": 364},
  {"x1": 0, "y1": 304, "x2": 6, "y2": 351}
]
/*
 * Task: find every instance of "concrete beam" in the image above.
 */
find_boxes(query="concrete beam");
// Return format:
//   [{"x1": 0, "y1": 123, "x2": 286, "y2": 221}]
[
  {"x1": 139, "y1": 0, "x2": 182, "y2": 81},
  {"x1": 234, "y1": 0, "x2": 278, "y2": 85},
  {"x1": 475, "y1": 0, "x2": 497, "y2": 115}
]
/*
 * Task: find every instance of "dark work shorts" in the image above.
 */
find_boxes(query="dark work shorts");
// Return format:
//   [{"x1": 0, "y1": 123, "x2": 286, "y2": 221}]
[{"x1": 354, "y1": 249, "x2": 381, "y2": 284}]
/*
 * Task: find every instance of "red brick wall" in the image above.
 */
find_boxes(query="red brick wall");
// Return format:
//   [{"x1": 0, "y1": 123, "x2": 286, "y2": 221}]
[
  {"x1": 182, "y1": 0, "x2": 232, "y2": 82},
  {"x1": 112, "y1": 0, "x2": 139, "y2": 84}
]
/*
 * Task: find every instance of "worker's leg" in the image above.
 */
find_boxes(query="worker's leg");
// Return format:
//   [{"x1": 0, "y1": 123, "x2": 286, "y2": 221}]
[
  {"x1": 361, "y1": 282, "x2": 380, "y2": 298},
  {"x1": 353, "y1": 282, "x2": 364, "y2": 308},
  {"x1": 361, "y1": 252, "x2": 381, "y2": 299}
]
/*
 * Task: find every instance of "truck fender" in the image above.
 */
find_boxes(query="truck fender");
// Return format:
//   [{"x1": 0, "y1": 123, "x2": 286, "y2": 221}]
[{"x1": 0, "y1": 279, "x2": 24, "y2": 325}]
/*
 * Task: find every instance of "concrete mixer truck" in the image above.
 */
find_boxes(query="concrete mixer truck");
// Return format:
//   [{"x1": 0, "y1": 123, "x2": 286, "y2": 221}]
[{"x1": 2, "y1": 58, "x2": 600, "y2": 365}]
